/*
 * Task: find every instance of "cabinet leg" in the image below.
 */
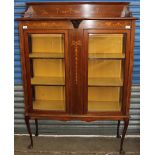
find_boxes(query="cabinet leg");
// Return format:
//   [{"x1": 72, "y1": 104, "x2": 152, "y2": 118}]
[
  {"x1": 35, "y1": 119, "x2": 38, "y2": 136},
  {"x1": 119, "y1": 119, "x2": 129, "y2": 154},
  {"x1": 25, "y1": 116, "x2": 33, "y2": 149},
  {"x1": 117, "y1": 120, "x2": 121, "y2": 138}
]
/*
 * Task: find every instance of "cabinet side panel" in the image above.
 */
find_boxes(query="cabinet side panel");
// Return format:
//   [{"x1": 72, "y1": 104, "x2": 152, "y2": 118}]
[
  {"x1": 18, "y1": 22, "x2": 29, "y2": 114},
  {"x1": 125, "y1": 20, "x2": 136, "y2": 115}
]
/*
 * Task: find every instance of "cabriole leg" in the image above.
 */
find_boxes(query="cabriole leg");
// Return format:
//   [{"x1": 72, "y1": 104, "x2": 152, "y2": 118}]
[
  {"x1": 117, "y1": 120, "x2": 121, "y2": 138},
  {"x1": 35, "y1": 119, "x2": 38, "y2": 136},
  {"x1": 120, "y1": 119, "x2": 129, "y2": 154},
  {"x1": 25, "y1": 116, "x2": 33, "y2": 149}
]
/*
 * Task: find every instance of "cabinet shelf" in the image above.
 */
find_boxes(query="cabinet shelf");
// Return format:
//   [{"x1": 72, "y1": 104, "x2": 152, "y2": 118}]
[
  {"x1": 88, "y1": 101, "x2": 121, "y2": 112},
  {"x1": 88, "y1": 77, "x2": 123, "y2": 86},
  {"x1": 31, "y1": 77, "x2": 65, "y2": 85},
  {"x1": 88, "y1": 53, "x2": 125, "y2": 59},
  {"x1": 33, "y1": 100, "x2": 65, "y2": 111},
  {"x1": 29, "y1": 52, "x2": 64, "y2": 59}
]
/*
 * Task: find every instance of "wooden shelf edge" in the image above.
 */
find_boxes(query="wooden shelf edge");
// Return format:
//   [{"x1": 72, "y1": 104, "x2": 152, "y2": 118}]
[
  {"x1": 88, "y1": 101, "x2": 121, "y2": 112},
  {"x1": 88, "y1": 53, "x2": 125, "y2": 59},
  {"x1": 88, "y1": 77, "x2": 123, "y2": 86},
  {"x1": 31, "y1": 77, "x2": 65, "y2": 85},
  {"x1": 29, "y1": 52, "x2": 64, "y2": 59},
  {"x1": 33, "y1": 100, "x2": 65, "y2": 111}
]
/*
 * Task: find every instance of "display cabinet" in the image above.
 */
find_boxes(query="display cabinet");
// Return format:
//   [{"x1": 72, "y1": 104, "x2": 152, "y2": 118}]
[{"x1": 17, "y1": 2, "x2": 136, "y2": 153}]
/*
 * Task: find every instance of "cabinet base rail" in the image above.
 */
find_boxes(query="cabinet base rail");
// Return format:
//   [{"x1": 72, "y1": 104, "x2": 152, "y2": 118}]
[{"x1": 24, "y1": 116, "x2": 129, "y2": 154}]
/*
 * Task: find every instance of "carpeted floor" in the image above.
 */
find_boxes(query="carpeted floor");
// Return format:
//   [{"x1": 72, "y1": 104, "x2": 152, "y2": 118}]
[{"x1": 15, "y1": 135, "x2": 140, "y2": 155}]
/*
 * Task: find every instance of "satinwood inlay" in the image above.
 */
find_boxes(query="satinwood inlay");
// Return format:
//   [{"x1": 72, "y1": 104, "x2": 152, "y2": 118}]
[{"x1": 71, "y1": 40, "x2": 82, "y2": 84}]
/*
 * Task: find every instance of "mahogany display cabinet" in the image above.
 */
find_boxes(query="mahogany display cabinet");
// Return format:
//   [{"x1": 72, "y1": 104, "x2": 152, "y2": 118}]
[{"x1": 17, "y1": 2, "x2": 136, "y2": 153}]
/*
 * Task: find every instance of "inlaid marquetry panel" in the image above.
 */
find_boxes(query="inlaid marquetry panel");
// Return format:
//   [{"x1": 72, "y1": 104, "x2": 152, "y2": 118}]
[
  {"x1": 20, "y1": 21, "x2": 73, "y2": 29},
  {"x1": 23, "y1": 3, "x2": 131, "y2": 19},
  {"x1": 80, "y1": 20, "x2": 131, "y2": 29},
  {"x1": 71, "y1": 40, "x2": 82, "y2": 84}
]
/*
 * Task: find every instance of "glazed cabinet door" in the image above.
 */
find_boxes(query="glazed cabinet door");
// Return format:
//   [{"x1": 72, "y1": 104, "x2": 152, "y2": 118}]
[
  {"x1": 83, "y1": 30, "x2": 131, "y2": 115},
  {"x1": 24, "y1": 29, "x2": 70, "y2": 114}
]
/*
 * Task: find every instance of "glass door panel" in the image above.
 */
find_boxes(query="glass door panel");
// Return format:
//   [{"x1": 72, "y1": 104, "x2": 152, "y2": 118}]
[
  {"x1": 31, "y1": 34, "x2": 64, "y2": 53},
  {"x1": 88, "y1": 87, "x2": 122, "y2": 112},
  {"x1": 88, "y1": 60, "x2": 123, "y2": 86},
  {"x1": 29, "y1": 34, "x2": 64, "y2": 58},
  {"x1": 32, "y1": 59, "x2": 65, "y2": 85},
  {"x1": 28, "y1": 33, "x2": 66, "y2": 111},
  {"x1": 89, "y1": 34, "x2": 124, "y2": 53},
  {"x1": 88, "y1": 33, "x2": 125, "y2": 112},
  {"x1": 33, "y1": 86, "x2": 65, "y2": 111}
]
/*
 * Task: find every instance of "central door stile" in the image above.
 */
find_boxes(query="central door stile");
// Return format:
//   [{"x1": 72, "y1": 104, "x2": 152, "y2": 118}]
[{"x1": 69, "y1": 29, "x2": 84, "y2": 114}]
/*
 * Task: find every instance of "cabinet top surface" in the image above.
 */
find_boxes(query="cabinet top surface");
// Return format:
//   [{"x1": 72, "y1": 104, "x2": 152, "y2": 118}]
[
  {"x1": 17, "y1": 2, "x2": 136, "y2": 21},
  {"x1": 26, "y1": 2, "x2": 129, "y2": 5}
]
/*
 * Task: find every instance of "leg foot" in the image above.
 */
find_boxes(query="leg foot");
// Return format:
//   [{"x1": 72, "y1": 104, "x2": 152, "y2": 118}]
[
  {"x1": 119, "y1": 119, "x2": 129, "y2": 153},
  {"x1": 35, "y1": 119, "x2": 38, "y2": 136},
  {"x1": 119, "y1": 149, "x2": 125, "y2": 155},
  {"x1": 25, "y1": 116, "x2": 33, "y2": 149},
  {"x1": 28, "y1": 144, "x2": 33, "y2": 149},
  {"x1": 117, "y1": 120, "x2": 121, "y2": 138}
]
